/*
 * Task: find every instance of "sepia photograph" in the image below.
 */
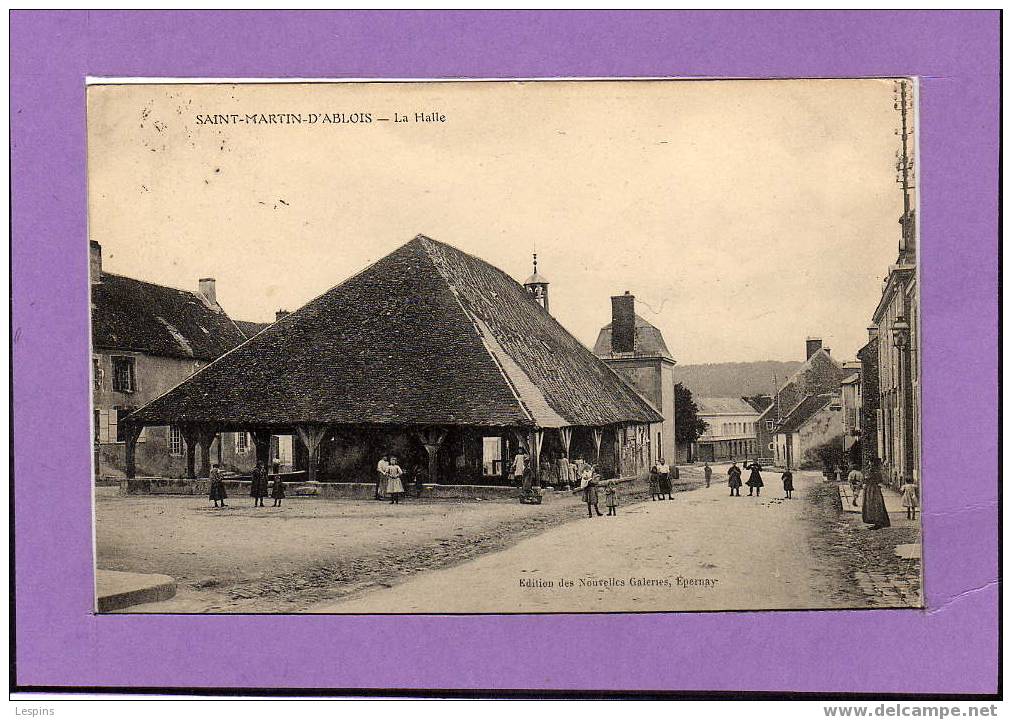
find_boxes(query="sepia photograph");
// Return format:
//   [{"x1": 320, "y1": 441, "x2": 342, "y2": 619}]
[{"x1": 87, "y1": 78, "x2": 922, "y2": 615}]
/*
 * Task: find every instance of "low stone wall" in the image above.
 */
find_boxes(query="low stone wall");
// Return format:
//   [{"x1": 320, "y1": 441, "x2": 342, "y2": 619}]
[{"x1": 120, "y1": 474, "x2": 645, "y2": 501}]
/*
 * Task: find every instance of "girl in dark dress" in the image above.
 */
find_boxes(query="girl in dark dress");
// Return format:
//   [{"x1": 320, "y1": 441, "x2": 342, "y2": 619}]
[
  {"x1": 271, "y1": 473, "x2": 286, "y2": 507},
  {"x1": 781, "y1": 469, "x2": 794, "y2": 499},
  {"x1": 745, "y1": 461, "x2": 764, "y2": 496},
  {"x1": 208, "y1": 464, "x2": 227, "y2": 508},
  {"x1": 250, "y1": 463, "x2": 268, "y2": 507}
]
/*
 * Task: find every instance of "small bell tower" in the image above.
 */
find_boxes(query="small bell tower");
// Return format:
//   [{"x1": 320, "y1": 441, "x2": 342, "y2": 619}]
[{"x1": 523, "y1": 252, "x2": 550, "y2": 313}]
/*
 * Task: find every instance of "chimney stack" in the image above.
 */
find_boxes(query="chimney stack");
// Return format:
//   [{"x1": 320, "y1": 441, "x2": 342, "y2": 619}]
[
  {"x1": 611, "y1": 291, "x2": 636, "y2": 354},
  {"x1": 89, "y1": 241, "x2": 102, "y2": 284},
  {"x1": 868, "y1": 325, "x2": 880, "y2": 341},
  {"x1": 806, "y1": 337, "x2": 823, "y2": 360},
  {"x1": 198, "y1": 278, "x2": 217, "y2": 305},
  {"x1": 275, "y1": 309, "x2": 290, "y2": 322}
]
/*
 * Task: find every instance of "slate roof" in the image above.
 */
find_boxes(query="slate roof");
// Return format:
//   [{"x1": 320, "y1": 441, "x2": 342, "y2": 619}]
[
  {"x1": 756, "y1": 348, "x2": 846, "y2": 425},
  {"x1": 695, "y1": 397, "x2": 760, "y2": 416},
  {"x1": 235, "y1": 319, "x2": 272, "y2": 339},
  {"x1": 775, "y1": 393, "x2": 837, "y2": 434},
  {"x1": 129, "y1": 235, "x2": 662, "y2": 429},
  {"x1": 741, "y1": 395, "x2": 774, "y2": 413},
  {"x1": 593, "y1": 314, "x2": 674, "y2": 361},
  {"x1": 91, "y1": 273, "x2": 247, "y2": 361}
]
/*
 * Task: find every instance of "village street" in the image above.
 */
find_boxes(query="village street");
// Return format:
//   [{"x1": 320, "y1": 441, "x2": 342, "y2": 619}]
[
  {"x1": 310, "y1": 468, "x2": 922, "y2": 613},
  {"x1": 98, "y1": 464, "x2": 921, "y2": 613}
]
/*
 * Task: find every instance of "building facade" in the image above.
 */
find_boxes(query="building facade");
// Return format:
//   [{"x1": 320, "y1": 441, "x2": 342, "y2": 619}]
[
  {"x1": 692, "y1": 397, "x2": 760, "y2": 462},
  {"x1": 593, "y1": 292, "x2": 678, "y2": 464},
  {"x1": 90, "y1": 240, "x2": 269, "y2": 479},
  {"x1": 773, "y1": 392, "x2": 845, "y2": 470}
]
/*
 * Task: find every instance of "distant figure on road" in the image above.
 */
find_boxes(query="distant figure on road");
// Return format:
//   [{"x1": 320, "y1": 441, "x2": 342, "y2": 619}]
[
  {"x1": 575, "y1": 466, "x2": 603, "y2": 518},
  {"x1": 604, "y1": 480, "x2": 618, "y2": 516},
  {"x1": 847, "y1": 467, "x2": 864, "y2": 507},
  {"x1": 375, "y1": 453, "x2": 390, "y2": 500},
  {"x1": 208, "y1": 463, "x2": 227, "y2": 508},
  {"x1": 250, "y1": 462, "x2": 268, "y2": 507},
  {"x1": 745, "y1": 460, "x2": 764, "y2": 496},
  {"x1": 386, "y1": 455, "x2": 405, "y2": 504},
  {"x1": 656, "y1": 458, "x2": 673, "y2": 500},
  {"x1": 861, "y1": 460, "x2": 891, "y2": 529},
  {"x1": 781, "y1": 469, "x2": 794, "y2": 499},
  {"x1": 648, "y1": 463, "x2": 661, "y2": 501},
  {"x1": 270, "y1": 473, "x2": 285, "y2": 507},
  {"x1": 727, "y1": 462, "x2": 743, "y2": 496},
  {"x1": 704, "y1": 462, "x2": 713, "y2": 488},
  {"x1": 900, "y1": 480, "x2": 919, "y2": 520}
]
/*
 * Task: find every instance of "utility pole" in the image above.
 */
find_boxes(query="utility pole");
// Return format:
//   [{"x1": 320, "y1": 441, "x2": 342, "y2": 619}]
[{"x1": 894, "y1": 79, "x2": 916, "y2": 256}]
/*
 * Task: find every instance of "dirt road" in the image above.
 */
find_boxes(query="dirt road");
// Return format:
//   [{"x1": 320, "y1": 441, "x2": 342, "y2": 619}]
[{"x1": 309, "y1": 470, "x2": 868, "y2": 613}]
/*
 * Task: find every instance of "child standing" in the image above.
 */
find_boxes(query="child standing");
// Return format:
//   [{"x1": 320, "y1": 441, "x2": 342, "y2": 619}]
[
  {"x1": 208, "y1": 463, "x2": 227, "y2": 508},
  {"x1": 782, "y1": 469, "x2": 794, "y2": 499},
  {"x1": 704, "y1": 462, "x2": 713, "y2": 488},
  {"x1": 604, "y1": 480, "x2": 618, "y2": 516},
  {"x1": 900, "y1": 480, "x2": 919, "y2": 520},
  {"x1": 270, "y1": 473, "x2": 285, "y2": 507},
  {"x1": 387, "y1": 455, "x2": 405, "y2": 504},
  {"x1": 575, "y1": 466, "x2": 603, "y2": 518}
]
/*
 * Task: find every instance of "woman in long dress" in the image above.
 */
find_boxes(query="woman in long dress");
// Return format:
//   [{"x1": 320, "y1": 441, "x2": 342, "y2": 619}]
[
  {"x1": 250, "y1": 462, "x2": 268, "y2": 507},
  {"x1": 861, "y1": 460, "x2": 891, "y2": 529},
  {"x1": 656, "y1": 458, "x2": 673, "y2": 500}
]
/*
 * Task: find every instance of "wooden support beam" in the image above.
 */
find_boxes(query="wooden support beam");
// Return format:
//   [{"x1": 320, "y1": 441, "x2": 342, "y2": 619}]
[
  {"x1": 123, "y1": 423, "x2": 143, "y2": 479},
  {"x1": 196, "y1": 426, "x2": 217, "y2": 478},
  {"x1": 295, "y1": 424, "x2": 328, "y2": 484},
  {"x1": 251, "y1": 430, "x2": 272, "y2": 469},
  {"x1": 179, "y1": 425, "x2": 199, "y2": 479}
]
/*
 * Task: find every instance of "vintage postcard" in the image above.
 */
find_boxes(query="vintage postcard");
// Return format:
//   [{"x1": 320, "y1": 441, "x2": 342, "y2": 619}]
[{"x1": 87, "y1": 78, "x2": 922, "y2": 614}]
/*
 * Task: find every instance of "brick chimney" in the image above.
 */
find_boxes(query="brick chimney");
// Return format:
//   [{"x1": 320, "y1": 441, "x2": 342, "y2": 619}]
[
  {"x1": 275, "y1": 309, "x2": 290, "y2": 322},
  {"x1": 611, "y1": 291, "x2": 636, "y2": 354},
  {"x1": 868, "y1": 325, "x2": 879, "y2": 341},
  {"x1": 806, "y1": 337, "x2": 823, "y2": 360},
  {"x1": 198, "y1": 278, "x2": 217, "y2": 305},
  {"x1": 89, "y1": 241, "x2": 102, "y2": 284}
]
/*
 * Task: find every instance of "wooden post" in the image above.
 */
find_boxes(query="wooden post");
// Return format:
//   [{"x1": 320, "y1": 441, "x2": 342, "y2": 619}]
[
  {"x1": 180, "y1": 425, "x2": 199, "y2": 479},
  {"x1": 196, "y1": 426, "x2": 216, "y2": 478},
  {"x1": 417, "y1": 428, "x2": 447, "y2": 486},
  {"x1": 295, "y1": 424, "x2": 328, "y2": 484},
  {"x1": 123, "y1": 423, "x2": 143, "y2": 479},
  {"x1": 251, "y1": 430, "x2": 272, "y2": 469}
]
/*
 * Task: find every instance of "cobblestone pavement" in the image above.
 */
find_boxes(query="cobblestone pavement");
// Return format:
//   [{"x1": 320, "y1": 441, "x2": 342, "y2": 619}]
[{"x1": 805, "y1": 481, "x2": 923, "y2": 608}]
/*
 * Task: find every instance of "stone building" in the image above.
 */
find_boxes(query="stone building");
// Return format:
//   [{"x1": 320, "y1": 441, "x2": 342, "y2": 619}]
[
  {"x1": 857, "y1": 327, "x2": 881, "y2": 473},
  {"x1": 754, "y1": 338, "x2": 847, "y2": 461},
  {"x1": 773, "y1": 392, "x2": 845, "y2": 470},
  {"x1": 593, "y1": 292, "x2": 678, "y2": 464},
  {"x1": 125, "y1": 235, "x2": 662, "y2": 487},
  {"x1": 692, "y1": 397, "x2": 760, "y2": 462},
  {"x1": 90, "y1": 240, "x2": 272, "y2": 479}
]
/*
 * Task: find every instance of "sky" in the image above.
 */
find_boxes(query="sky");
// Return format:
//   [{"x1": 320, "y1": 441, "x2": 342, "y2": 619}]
[{"x1": 87, "y1": 79, "x2": 910, "y2": 364}]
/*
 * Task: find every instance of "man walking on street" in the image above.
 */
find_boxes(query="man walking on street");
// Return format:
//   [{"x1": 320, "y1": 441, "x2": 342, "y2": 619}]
[{"x1": 728, "y1": 461, "x2": 742, "y2": 496}]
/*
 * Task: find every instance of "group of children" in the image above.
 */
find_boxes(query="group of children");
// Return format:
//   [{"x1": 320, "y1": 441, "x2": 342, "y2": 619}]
[
  {"x1": 570, "y1": 463, "x2": 620, "y2": 517},
  {"x1": 207, "y1": 462, "x2": 286, "y2": 509}
]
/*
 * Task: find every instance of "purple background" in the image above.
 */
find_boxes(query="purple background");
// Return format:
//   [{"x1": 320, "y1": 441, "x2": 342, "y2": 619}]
[{"x1": 11, "y1": 11, "x2": 999, "y2": 694}]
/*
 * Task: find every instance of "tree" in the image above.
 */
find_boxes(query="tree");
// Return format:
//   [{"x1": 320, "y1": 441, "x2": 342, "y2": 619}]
[{"x1": 674, "y1": 383, "x2": 708, "y2": 446}]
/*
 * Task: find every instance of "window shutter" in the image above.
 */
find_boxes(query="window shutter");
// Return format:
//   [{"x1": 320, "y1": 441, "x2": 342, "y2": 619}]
[{"x1": 108, "y1": 410, "x2": 118, "y2": 443}]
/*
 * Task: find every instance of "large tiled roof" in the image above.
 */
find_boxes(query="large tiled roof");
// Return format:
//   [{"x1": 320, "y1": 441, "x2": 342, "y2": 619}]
[
  {"x1": 91, "y1": 273, "x2": 247, "y2": 361},
  {"x1": 775, "y1": 393, "x2": 837, "y2": 434},
  {"x1": 593, "y1": 314, "x2": 674, "y2": 361},
  {"x1": 129, "y1": 235, "x2": 662, "y2": 429},
  {"x1": 696, "y1": 397, "x2": 760, "y2": 416}
]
